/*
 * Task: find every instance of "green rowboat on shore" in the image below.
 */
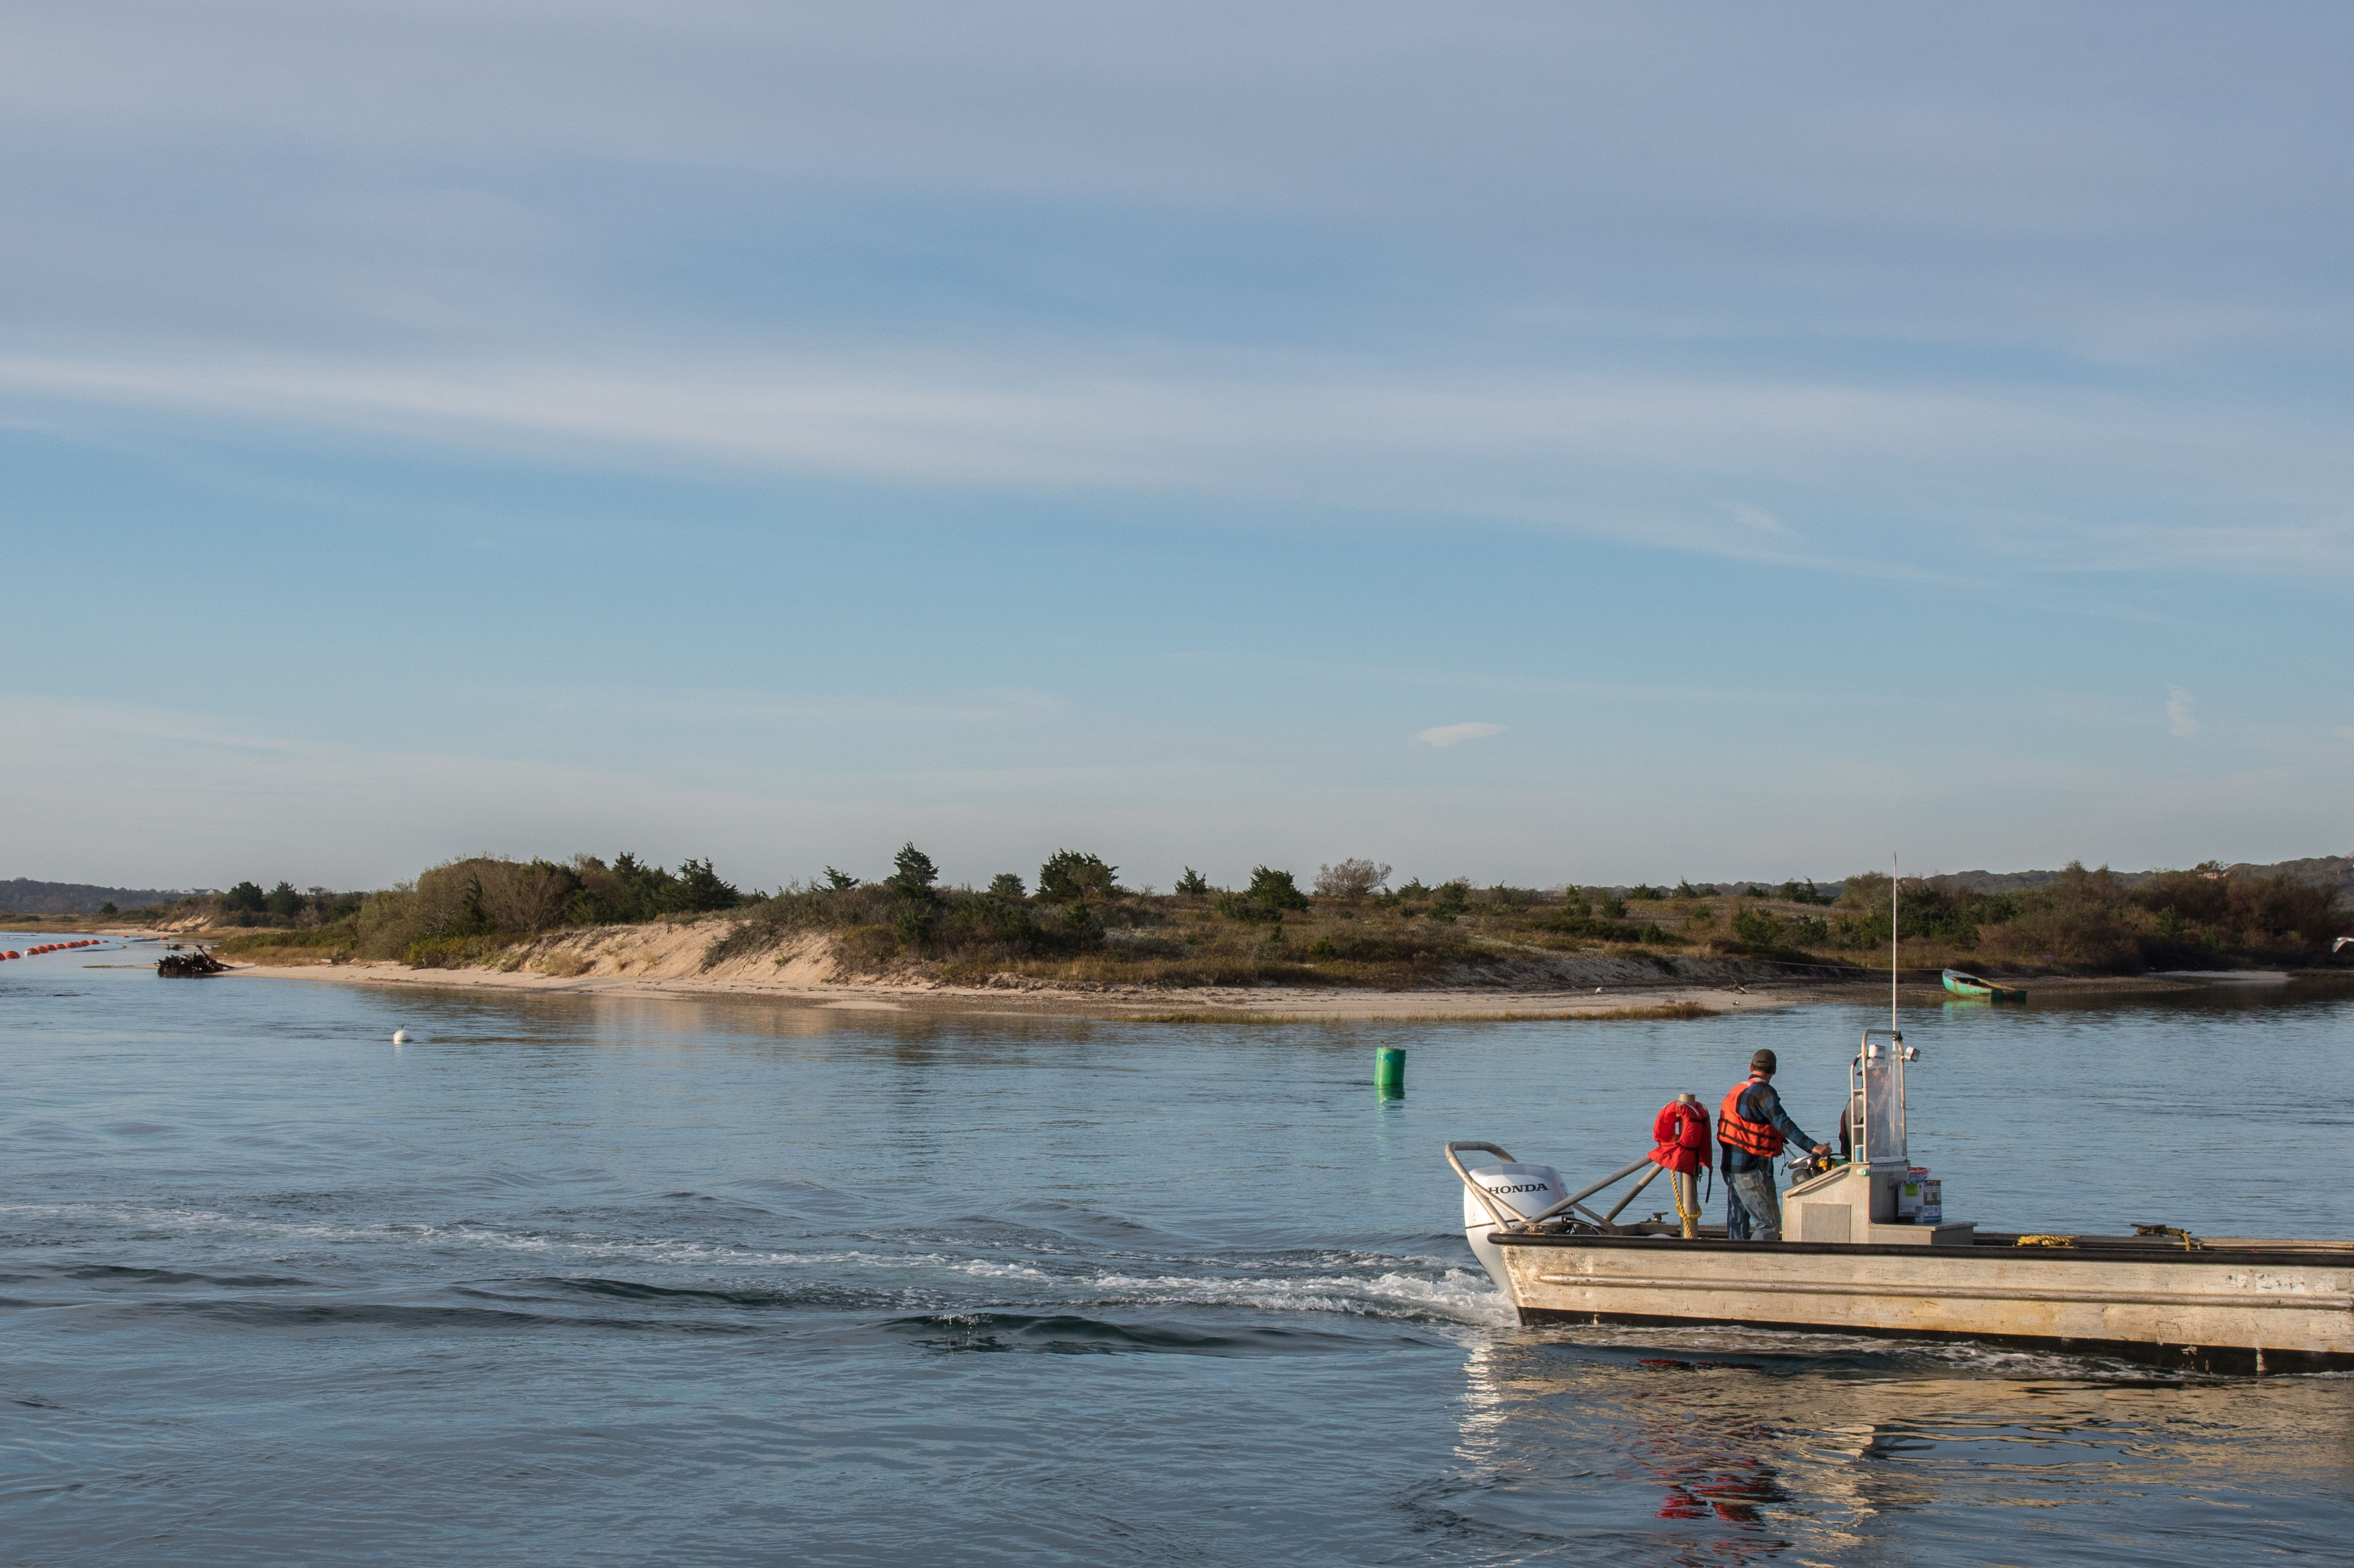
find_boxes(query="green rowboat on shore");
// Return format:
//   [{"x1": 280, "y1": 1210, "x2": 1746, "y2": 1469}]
[{"x1": 1943, "y1": 968, "x2": 2025, "y2": 1002}]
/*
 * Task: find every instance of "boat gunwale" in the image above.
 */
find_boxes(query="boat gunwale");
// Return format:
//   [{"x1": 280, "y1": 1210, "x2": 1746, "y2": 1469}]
[
  {"x1": 1507, "y1": 1305, "x2": 2354, "y2": 1374},
  {"x1": 1941, "y1": 967, "x2": 2024, "y2": 999},
  {"x1": 1487, "y1": 1231, "x2": 2354, "y2": 1266}
]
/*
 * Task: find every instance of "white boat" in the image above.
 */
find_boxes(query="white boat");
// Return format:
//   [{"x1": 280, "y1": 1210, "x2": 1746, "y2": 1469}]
[{"x1": 1449, "y1": 1028, "x2": 2354, "y2": 1374}]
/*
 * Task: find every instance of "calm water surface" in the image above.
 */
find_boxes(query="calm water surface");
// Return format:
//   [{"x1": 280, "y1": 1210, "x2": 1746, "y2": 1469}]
[{"x1": 4, "y1": 936, "x2": 2350, "y2": 1564}]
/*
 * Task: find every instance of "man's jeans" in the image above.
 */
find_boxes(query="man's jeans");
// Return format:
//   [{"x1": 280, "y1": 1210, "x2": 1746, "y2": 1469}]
[{"x1": 1726, "y1": 1166, "x2": 1781, "y2": 1242}]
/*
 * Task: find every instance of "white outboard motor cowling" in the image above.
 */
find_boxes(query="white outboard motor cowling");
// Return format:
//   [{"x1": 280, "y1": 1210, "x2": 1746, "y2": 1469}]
[{"x1": 1462, "y1": 1162, "x2": 1566, "y2": 1298}]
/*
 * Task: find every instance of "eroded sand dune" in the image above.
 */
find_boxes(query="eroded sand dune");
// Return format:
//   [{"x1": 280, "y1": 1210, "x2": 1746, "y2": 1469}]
[{"x1": 216, "y1": 916, "x2": 1917, "y2": 1020}]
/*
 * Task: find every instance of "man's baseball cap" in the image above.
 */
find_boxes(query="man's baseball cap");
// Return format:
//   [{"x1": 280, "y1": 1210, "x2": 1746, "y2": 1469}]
[{"x1": 1750, "y1": 1049, "x2": 1778, "y2": 1072}]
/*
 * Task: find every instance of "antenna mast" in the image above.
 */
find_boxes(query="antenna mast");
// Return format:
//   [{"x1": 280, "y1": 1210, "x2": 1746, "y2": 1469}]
[{"x1": 1891, "y1": 852, "x2": 1899, "y2": 1037}]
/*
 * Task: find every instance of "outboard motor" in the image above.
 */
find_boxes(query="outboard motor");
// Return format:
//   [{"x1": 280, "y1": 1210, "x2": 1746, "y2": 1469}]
[{"x1": 1461, "y1": 1160, "x2": 1565, "y2": 1298}]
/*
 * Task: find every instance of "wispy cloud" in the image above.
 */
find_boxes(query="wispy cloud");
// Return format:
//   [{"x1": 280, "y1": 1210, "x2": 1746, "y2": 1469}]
[
  {"x1": 1725, "y1": 501, "x2": 1792, "y2": 536},
  {"x1": 1417, "y1": 721, "x2": 1504, "y2": 747},
  {"x1": 12, "y1": 348, "x2": 2353, "y2": 582},
  {"x1": 2166, "y1": 686, "x2": 2200, "y2": 738}
]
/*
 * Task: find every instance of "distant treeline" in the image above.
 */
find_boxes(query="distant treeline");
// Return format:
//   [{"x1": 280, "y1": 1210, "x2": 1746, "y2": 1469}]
[
  {"x1": 128, "y1": 847, "x2": 2354, "y2": 977},
  {"x1": 0, "y1": 878, "x2": 192, "y2": 916},
  {"x1": 125, "y1": 881, "x2": 366, "y2": 928},
  {"x1": 1746, "y1": 862, "x2": 2346, "y2": 971},
  {"x1": 1919, "y1": 854, "x2": 2354, "y2": 905}
]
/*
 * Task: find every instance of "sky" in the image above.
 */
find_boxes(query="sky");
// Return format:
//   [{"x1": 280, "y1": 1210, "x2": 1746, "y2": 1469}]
[{"x1": 4, "y1": 1, "x2": 2350, "y2": 894}]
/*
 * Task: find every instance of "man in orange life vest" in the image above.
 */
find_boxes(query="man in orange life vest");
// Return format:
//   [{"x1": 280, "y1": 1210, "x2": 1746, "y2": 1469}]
[{"x1": 1718, "y1": 1048, "x2": 1829, "y2": 1242}]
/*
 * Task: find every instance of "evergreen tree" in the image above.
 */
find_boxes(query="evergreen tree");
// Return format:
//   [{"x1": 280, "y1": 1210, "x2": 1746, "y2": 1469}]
[{"x1": 884, "y1": 843, "x2": 940, "y2": 902}]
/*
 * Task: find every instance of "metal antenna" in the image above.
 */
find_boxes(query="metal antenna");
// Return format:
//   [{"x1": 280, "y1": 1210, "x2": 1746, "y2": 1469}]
[{"x1": 1891, "y1": 851, "x2": 1899, "y2": 1037}]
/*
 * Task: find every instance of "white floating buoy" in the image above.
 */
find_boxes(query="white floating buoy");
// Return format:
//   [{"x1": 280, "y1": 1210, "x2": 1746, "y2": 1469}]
[{"x1": 391, "y1": 1029, "x2": 409, "y2": 1044}]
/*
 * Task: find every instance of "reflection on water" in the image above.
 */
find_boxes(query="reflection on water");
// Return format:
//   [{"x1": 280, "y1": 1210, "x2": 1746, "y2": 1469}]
[
  {"x1": 1449, "y1": 1331, "x2": 2354, "y2": 1564},
  {"x1": 1, "y1": 944, "x2": 2350, "y2": 1564}
]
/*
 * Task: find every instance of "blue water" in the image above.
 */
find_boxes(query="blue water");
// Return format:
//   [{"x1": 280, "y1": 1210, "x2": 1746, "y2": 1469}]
[{"x1": 4, "y1": 935, "x2": 2350, "y2": 1564}]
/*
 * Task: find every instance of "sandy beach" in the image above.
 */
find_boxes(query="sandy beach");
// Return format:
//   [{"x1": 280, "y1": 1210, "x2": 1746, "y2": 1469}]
[{"x1": 219, "y1": 956, "x2": 2217, "y2": 1023}]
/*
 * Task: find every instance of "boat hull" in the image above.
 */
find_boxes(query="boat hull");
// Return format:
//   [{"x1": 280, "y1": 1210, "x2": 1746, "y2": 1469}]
[
  {"x1": 1495, "y1": 1233, "x2": 2354, "y2": 1374},
  {"x1": 1941, "y1": 971, "x2": 2024, "y2": 1002}
]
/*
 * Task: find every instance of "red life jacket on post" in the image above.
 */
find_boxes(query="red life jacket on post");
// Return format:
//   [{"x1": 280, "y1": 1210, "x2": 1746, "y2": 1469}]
[
  {"x1": 1649, "y1": 1100, "x2": 1710, "y2": 1174},
  {"x1": 1717, "y1": 1077, "x2": 1785, "y2": 1158}
]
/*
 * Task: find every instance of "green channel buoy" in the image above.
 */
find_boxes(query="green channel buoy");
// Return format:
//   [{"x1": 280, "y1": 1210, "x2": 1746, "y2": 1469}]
[{"x1": 1374, "y1": 1046, "x2": 1406, "y2": 1097}]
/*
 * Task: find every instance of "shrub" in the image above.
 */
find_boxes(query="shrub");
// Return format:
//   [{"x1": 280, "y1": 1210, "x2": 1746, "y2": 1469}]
[
  {"x1": 403, "y1": 934, "x2": 519, "y2": 969},
  {"x1": 989, "y1": 872, "x2": 1027, "y2": 898},
  {"x1": 1537, "y1": 908, "x2": 1685, "y2": 946},
  {"x1": 1219, "y1": 867, "x2": 1311, "y2": 923},
  {"x1": 1213, "y1": 892, "x2": 1267, "y2": 923},
  {"x1": 217, "y1": 927, "x2": 356, "y2": 956},
  {"x1": 1430, "y1": 879, "x2": 1470, "y2": 918},
  {"x1": 2130, "y1": 863, "x2": 2341, "y2": 953},
  {"x1": 1175, "y1": 867, "x2": 1210, "y2": 897},
  {"x1": 832, "y1": 923, "x2": 901, "y2": 973},
  {"x1": 442, "y1": 874, "x2": 496, "y2": 938},
  {"x1": 1249, "y1": 866, "x2": 1311, "y2": 911},
  {"x1": 346, "y1": 851, "x2": 746, "y2": 959},
  {"x1": 224, "y1": 881, "x2": 266, "y2": 915},
  {"x1": 1038, "y1": 850, "x2": 1118, "y2": 906},
  {"x1": 1046, "y1": 901, "x2": 1106, "y2": 951},
  {"x1": 1313, "y1": 859, "x2": 1392, "y2": 899},
  {"x1": 1833, "y1": 873, "x2": 2014, "y2": 950},
  {"x1": 667, "y1": 858, "x2": 743, "y2": 913},
  {"x1": 1976, "y1": 863, "x2": 2140, "y2": 970}
]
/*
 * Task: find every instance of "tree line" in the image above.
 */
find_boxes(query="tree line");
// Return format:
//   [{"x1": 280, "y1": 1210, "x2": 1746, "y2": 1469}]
[{"x1": 139, "y1": 847, "x2": 2351, "y2": 975}]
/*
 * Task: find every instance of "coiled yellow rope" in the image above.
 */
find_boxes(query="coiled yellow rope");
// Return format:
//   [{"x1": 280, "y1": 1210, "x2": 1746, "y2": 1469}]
[{"x1": 1673, "y1": 1171, "x2": 1702, "y2": 1239}]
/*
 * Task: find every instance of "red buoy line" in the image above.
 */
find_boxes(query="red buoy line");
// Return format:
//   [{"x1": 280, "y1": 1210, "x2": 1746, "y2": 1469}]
[{"x1": 1, "y1": 937, "x2": 110, "y2": 961}]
